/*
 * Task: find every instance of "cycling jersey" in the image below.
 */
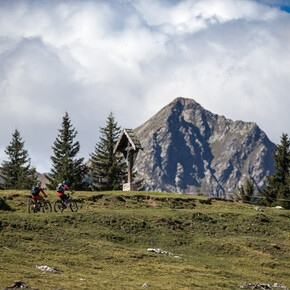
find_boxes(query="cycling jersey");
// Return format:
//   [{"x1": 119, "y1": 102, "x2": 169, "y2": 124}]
[{"x1": 57, "y1": 184, "x2": 70, "y2": 196}]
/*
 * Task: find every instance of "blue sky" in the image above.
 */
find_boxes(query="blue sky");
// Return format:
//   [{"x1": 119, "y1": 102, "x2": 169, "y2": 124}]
[
  {"x1": 280, "y1": 5, "x2": 290, "y2": 12},
  {"x1": 0, "y1": 0, "x2": 289, "y2": 172}
]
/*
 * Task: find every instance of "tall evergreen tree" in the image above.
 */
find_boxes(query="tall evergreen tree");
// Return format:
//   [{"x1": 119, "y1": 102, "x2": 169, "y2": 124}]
[
  {"x1": 260, "y1": 133, "x2": 290, "y2": 209},
  {"x1": 46, "y1": 112, "x2": 88, "y2": 190},
  {"x1": 0, "y1": 129, "x2": 36, "y2": 189},
  {"x1": 90, "y1": 112, "x2": 126, "y2": 190}
]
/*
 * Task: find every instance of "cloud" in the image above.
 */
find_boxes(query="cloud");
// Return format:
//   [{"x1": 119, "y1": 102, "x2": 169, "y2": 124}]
[
  {"x1": 134, "y1": 0, "x2": 281, "y2": 34},
  {"x1": 0, "y1": 0, "x2": 289, "y2": 172}
]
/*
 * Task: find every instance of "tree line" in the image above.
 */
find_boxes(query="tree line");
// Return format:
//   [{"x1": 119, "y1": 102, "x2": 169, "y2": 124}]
[
  {"x1": 0, "y1": 112, "x2": 289, "y2": 208},
  {"x1": 0, "y1": 112, "x2": 126, "y2": 191}
]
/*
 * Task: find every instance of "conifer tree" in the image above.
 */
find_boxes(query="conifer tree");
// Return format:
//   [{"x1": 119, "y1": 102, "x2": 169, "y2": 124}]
[
  {"x1": 46, "y1": 112, "x2": 88, "y2": 190},
  {"x1": 90, "y1": 112, "x2": 126, "y2": 190},
  {"x1": 260, "y1": 133, "x2": 290, "y2": 209},
  {"x1": 0, "y1": 129, "x2": 36, "y2": 189},
  {"x1": 236, "y1": 178, "x2": 256, "y2": 203}
]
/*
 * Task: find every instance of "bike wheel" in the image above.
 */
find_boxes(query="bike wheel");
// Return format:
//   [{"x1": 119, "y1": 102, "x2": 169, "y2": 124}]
[
  {"x1": 69, "y1": 200, "x2": 78, "y2": 212},
  {"x1": 42, "y1": 201, "x2": 52, "y2": 213},
  {"x1": 54, "y1": 200, "x2": 64, "y2": 213},
  {"x1": 28, "y1": 201, "x2": 37, "y2": 213}
]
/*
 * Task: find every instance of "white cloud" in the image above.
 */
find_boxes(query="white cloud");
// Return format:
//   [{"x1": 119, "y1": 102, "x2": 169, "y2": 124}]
[
  {"x1": 0, "y1": 0, "x2": 289, "y2": 172},
  {"x1": 134, "y1": 0, "x2": 281, "y2": 34}
]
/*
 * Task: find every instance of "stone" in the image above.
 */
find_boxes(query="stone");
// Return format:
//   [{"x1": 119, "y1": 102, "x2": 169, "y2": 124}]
[
  {"x1": 35, "y1": 265, "x2": 57, "y2": 272},
  {"x1": 147, "y1": 248, "x2": 173, "y2": 255},
  {"x1": 4, "y1": 280, "x2": 28, "y2": 289},
  {"x1": 239, "y1": 282, "x2": 287, "y2": 289},
  {"x1": 273, "y1": 283, "x2": 287, "y2": 289},
  {"x1": 123, "y1": 183, "x2": 138, "y2": 191}
]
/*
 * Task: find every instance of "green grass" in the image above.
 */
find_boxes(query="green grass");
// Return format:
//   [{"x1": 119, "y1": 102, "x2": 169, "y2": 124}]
[{"x1": 0, "y1": 190, "x2": 289, "y2": 289}]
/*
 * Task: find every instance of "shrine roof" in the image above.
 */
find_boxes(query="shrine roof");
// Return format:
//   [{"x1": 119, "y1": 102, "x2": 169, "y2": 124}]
[{"x1": 114, "y1": 129, "x2": 143, "y2": 153}]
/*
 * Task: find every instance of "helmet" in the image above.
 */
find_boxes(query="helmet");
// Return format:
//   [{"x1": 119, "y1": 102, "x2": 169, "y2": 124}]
[
  {"x1": 62, "y1": 180, "x2": 67, "y2": 185},
  {"x1": 37, "y1": 181, "x2": 42, "y2": 187}
]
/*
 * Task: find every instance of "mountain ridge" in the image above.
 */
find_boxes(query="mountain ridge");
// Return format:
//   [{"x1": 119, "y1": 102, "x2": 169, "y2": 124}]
[{"x1": 134, "y1": 97, "x2": 275, "y2": 197}]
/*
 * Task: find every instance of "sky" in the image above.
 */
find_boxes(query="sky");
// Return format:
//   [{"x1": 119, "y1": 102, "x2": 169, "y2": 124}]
[{"x1": 0, "y1": 0, "x2": 289, "y2": 173}]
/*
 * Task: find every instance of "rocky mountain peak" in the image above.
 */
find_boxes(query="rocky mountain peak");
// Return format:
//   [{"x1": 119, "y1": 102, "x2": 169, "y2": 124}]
[{"x1": 134, "y1": 97, "x2": 274, "y2": 197}]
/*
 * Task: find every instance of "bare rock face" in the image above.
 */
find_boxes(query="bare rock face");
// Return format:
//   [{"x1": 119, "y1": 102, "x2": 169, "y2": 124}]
[{"x1": 134, "y1": 97, "x2": 275, "y2": 197}]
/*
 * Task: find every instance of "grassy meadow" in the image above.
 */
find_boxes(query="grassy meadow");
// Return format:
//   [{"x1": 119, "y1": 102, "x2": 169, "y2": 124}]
[{"x1": 0, "y1": 190, "x2": 289, "y2": 289}]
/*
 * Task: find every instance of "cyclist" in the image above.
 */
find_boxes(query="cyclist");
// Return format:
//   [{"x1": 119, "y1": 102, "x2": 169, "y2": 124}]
[
  {"x1": 56, "y1": 180, "x2": 72, "y2": 207},
  {"x1": 31, "y1": 181, "x2": 47, "y2": 204}
]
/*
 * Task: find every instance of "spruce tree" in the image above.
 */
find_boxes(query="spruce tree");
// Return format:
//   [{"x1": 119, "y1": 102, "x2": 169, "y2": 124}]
[
  {"x1": 236, "y1": 178, "x2": 256, "y2": 203},
  {"x1": 90, "y1": 112, "x2": 126, "y2": 190},
  {"x1": 0, "y1": 129, "x2": 36, "y2": 189},
  {"x1": 46, "y1": 112, "x2": 88, "y2": 190},
  {"x1": 260, "y1": 133, "x2": 290, "y2": 209}
]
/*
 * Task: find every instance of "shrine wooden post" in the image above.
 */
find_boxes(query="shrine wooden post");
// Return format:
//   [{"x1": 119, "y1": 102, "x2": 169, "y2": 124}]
[{"x1": 114, "y1": 129, "x2": 143, "y2": 191}]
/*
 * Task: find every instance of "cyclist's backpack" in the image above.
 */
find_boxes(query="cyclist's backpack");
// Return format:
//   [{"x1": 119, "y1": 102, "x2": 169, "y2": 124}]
[
  {"x1": 31, "y1": 186, "x2": 40, "y2": 196},
  {"x1": 56, "y1": 183, "x2": 63, "y2": 193}
]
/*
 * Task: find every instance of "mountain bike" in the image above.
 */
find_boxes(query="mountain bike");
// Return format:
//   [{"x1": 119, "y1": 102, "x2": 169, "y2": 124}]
[
  {"x1": 28, "y1": 198, "x2": 52, "y2": 213},
  {"x1": 54, "y1": 192, "x2": 78, "y2": 213}
]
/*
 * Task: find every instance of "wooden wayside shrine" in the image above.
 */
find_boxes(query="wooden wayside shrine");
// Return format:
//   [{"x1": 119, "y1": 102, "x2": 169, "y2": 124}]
[{"x1": 114, "y1": 129, "x2": 143, "y2": 191}]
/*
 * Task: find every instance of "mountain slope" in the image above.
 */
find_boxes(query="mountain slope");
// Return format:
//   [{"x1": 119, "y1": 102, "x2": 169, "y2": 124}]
[
  {"x1": 134, "y1": 97, "x2": 275, "y2": 197},
  {"x1": 0, "y1": 190, "x2": 289, "y2": 289}
]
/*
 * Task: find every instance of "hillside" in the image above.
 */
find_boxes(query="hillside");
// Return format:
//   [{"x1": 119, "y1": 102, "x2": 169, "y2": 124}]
[
  {"x1": 0, "y1": 190, "x2": 289, "y2": 289},
  {"x1": 134, "y1": 97, "x2": 275, "y2": 197}
]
